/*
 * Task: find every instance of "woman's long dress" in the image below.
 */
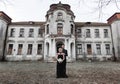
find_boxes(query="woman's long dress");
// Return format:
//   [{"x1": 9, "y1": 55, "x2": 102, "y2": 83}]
[{"x1": 56, "y1": 54, "x2": 65, "y2": 78}]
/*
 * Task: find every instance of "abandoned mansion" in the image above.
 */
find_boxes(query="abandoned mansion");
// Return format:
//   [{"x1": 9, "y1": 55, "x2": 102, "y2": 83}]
[{"x1": 0, "y1": 2, "x2": 120, "y2": 62}]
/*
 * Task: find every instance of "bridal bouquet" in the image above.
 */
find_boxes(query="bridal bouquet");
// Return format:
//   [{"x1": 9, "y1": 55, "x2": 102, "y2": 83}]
[{"x1": 57, "y1": 58, "x2": 63, "y2": 62}]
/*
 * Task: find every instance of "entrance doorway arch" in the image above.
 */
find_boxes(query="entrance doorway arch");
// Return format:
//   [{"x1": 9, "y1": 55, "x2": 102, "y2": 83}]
[{"x1": 56, "y1": 41, "x2": 64, "y2": 53}]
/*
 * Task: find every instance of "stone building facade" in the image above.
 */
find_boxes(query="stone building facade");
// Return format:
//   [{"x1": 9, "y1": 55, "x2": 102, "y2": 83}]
[{"x1": 0, "y1": 2, "x2": 120, "y2": 62}]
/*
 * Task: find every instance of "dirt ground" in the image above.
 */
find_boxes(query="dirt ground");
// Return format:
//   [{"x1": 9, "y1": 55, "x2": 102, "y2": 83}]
[{"x1": 0, "y1": 61, "x2": 120, "y2": 84}]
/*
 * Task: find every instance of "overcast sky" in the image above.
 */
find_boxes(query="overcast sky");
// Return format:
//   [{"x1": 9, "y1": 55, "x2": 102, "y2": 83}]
[{"x1": 0, "y1": 0, "x2": 120, "y2": 22}]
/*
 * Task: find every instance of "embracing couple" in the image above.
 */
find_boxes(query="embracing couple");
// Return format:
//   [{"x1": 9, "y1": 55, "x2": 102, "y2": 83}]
[{"x1": 56, "y1": 44, "x2": 68, "y2": 78}]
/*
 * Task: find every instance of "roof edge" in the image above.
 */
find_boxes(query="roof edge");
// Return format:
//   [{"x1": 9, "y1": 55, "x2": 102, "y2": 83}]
[{"x1": 107, "y1": 12, "x2": 120, "y2": 24}]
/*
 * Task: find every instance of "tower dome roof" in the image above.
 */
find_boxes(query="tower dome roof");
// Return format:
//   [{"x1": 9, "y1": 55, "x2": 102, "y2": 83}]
[
  {"x1": 46, "y1": 2, "x2": 75, "y2": 18},
  {"x1": 50, "y1": 1, "x2": 71, "y2": 11}
]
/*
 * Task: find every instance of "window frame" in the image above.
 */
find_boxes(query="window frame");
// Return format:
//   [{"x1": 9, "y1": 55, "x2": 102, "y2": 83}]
[
  {"x1": 96, "y1": 44, "x2": 101, "y2": 55},
  {"x1": 95, "y1": 29, "x2": 100, "y2": 38},
  {"x1": 29, "y1": 29, "x2": 34, "y2": 37},
  {"x1": 105, "y1": 44, "x2": 110, "y2": 55},
  {"x1": 7, "y1": 44, "x2": 13, "y2": 55},
  {"x1": 27, "y1": 44, "x2": 33, "y2": 55},
  {"x1": 57, "y1": 23, "x2": 63, "y2": 35},
  {"x1": 77, "y1": 44, "x2": 82, "y2": 55},
  {"x1": 104, "y1": 29, "x2": 109, "y2": 38},
  {"x1": 86, "y1": 29, "x2": 91, "y2": 38},
  {"x1": 57, "y1": 12, "x2": 63, "y2": 20},
  {"x1": 10, "y1": 28, "x2": 15, "y2": 37},
  {"x1": 17, "y1": 44, "x2": 23, "y2": 55},
  {"x1": 37, "y1": 44, "x2": 42, "y2": 55},
  {"x1": 19, "y1": 28, "x2": 24, "y2": 37}
]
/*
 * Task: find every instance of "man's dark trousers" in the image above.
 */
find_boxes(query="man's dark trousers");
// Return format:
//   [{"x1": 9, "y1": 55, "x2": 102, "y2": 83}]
[{"x1": 63, "y1": 49, "x2": 68, "y2": 77}]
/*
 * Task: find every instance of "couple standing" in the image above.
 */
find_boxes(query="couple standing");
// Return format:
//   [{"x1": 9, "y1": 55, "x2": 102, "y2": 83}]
[{"x1": 56, "y1": 44, "x2": 68, "y2": 78}]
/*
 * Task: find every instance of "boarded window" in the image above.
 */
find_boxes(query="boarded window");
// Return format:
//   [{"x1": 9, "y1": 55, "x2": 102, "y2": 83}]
[
  {"x1": 27, "y1": 44, "x2": 32, "y2": 55},
  {"x1": 7, "y1": 44, "x2": 13, "y2": 55},
  {"x1": 17, "y1": 44, "x2": 23, "y2": 55}
]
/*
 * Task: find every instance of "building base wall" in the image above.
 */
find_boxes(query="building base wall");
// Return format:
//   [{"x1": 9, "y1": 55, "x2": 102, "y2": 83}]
[
  {"x1": 5, "y1": 55, "x2": 113, "y2": 62},
  {"x1": 77, "y1": 55, "x2": 112, "y2": 61},
  {"x1": 6, "y1": 55, "x2": 43, "y2": 61}
]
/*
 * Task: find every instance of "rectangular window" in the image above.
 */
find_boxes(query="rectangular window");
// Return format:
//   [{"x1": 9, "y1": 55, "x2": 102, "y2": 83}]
[
  {"x1": 27, "y1": 44, "x2": 32, "y2": 55},
  {"x1": 77, "y1": 29, "x2": 82, "y2": 37},
  {"x1": 96, "y1": 44, "x2": 101, "y2": 55},
  {"x1": 38, "y1": 28, "x2": 43, "y2": 37},
  {"x1": 29, "y1": 29, "x2": 34, "y2": 37},
  {"x1": 37, "y1": 44, "x2": 42, "y2": 55},
  {"x1": 19, "y1": 28, "x2": 24, "y2": 37},
  {"x1": 105, "y1": 44, "x2": 110, "y2": 55},
  {"x1": 77, "y1": 44, "x2": 82, "y2": 55},
  {"x1": 58, "y1": 27, "x2": 63, "y2": 35},
  {"x1": 46, "y1": 24, "x2": 49, "y2": 34},
  {"x1": 7, "y1": 44, "x2": 13, "y2": 55},
  {"x1": 71, "y1": 24, "x2": 74, "y2": 34},
  {"x1": 57, "y1": 12, "x2": 63, "y2": 20},
  {"x1": 86, "y1": 29, "x2": 91, "y2": 38},
  {"x1": 17, "y1": 44, "x2": 23, "y2": 55},
  {"x1": 95, "y1": 29, "x2": 99, "y2": 38},
  {"x1": 57, "y1": 23, "x2": 63, "y2": 35},
  {"x1": 10, "y1": 28, "x2": 15, "y2": 37},
  {"x1": 104, "y1": 29, "x2": 108, "y2": 38},
  {"x1": 87, "y1": 44, "x2": 92, "y2": 55}
]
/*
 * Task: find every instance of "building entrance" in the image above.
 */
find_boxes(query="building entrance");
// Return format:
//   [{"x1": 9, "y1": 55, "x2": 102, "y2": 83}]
[{"x1": 56, "y1": 41, "x2": 64, "y2": 53}]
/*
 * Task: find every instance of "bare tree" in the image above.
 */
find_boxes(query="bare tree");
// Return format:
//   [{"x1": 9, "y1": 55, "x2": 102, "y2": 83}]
[
  {"x1": 97, "y1": 0, "x2": 120, "y2": 20},
  {"x1": 79, "y1": 0, "x2": 120, "y2": 21},
  {"x1": 64, "y1": 0, "x2": 119, "y2": 21}
]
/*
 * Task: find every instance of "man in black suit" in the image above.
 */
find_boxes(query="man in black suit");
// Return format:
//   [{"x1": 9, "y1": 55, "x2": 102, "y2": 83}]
[{"x1": 61, "y1": 44, "x2": 68, "y2": 78}]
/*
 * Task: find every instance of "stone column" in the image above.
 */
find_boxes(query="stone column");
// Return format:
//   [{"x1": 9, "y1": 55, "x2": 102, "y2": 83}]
[
  {"x1": 65, "y1": 38, "x2": 68, "y2": 49},
  {"x1": 101, "y1": 43, "x2": 106, "y2": 55},
  {"x1": 68, "y1": 39, "x2": 72, "y2": 62},
  {"x1": 49, "y1": 39, "x2": 52, "y2": 57},
  {"x1": 13, "y1": 42, "x2": 17, "y2": 60},
  {"x1": 72, "y1": 41, "x2": 76, "y2": 60},
  {"x1": 44, "y1": 41, "x2": 47, "y2": 60},
  {"x1": 52, "y1": 38, "x2": 56, "y2": 56},
  {"x1": 92, "y1": 43, "x2": 96, "y2": 60},
  {"x1": 33, "y1": 43, "x2": 37, "y2": 60},
  {"x1": 83, "y1": 42, "x2": 86, "y2": 59},
  {"x1": 23, "y1": 42, "x2": 27, "y2": 60}
]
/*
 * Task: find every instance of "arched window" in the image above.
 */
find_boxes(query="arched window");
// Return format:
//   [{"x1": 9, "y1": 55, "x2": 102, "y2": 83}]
[
  {"x1": 57, "y1": 12, "x2": 63, "y2": 20},
  {"x1": 57, "y1": 23, "x2": 63, "y2": 35},
  {"x1": 71, "y1": 24, "x2": 74, "y2": 34},
  {"x1": 46, "y1": 24, "x2": 49, "y2": 34}
]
